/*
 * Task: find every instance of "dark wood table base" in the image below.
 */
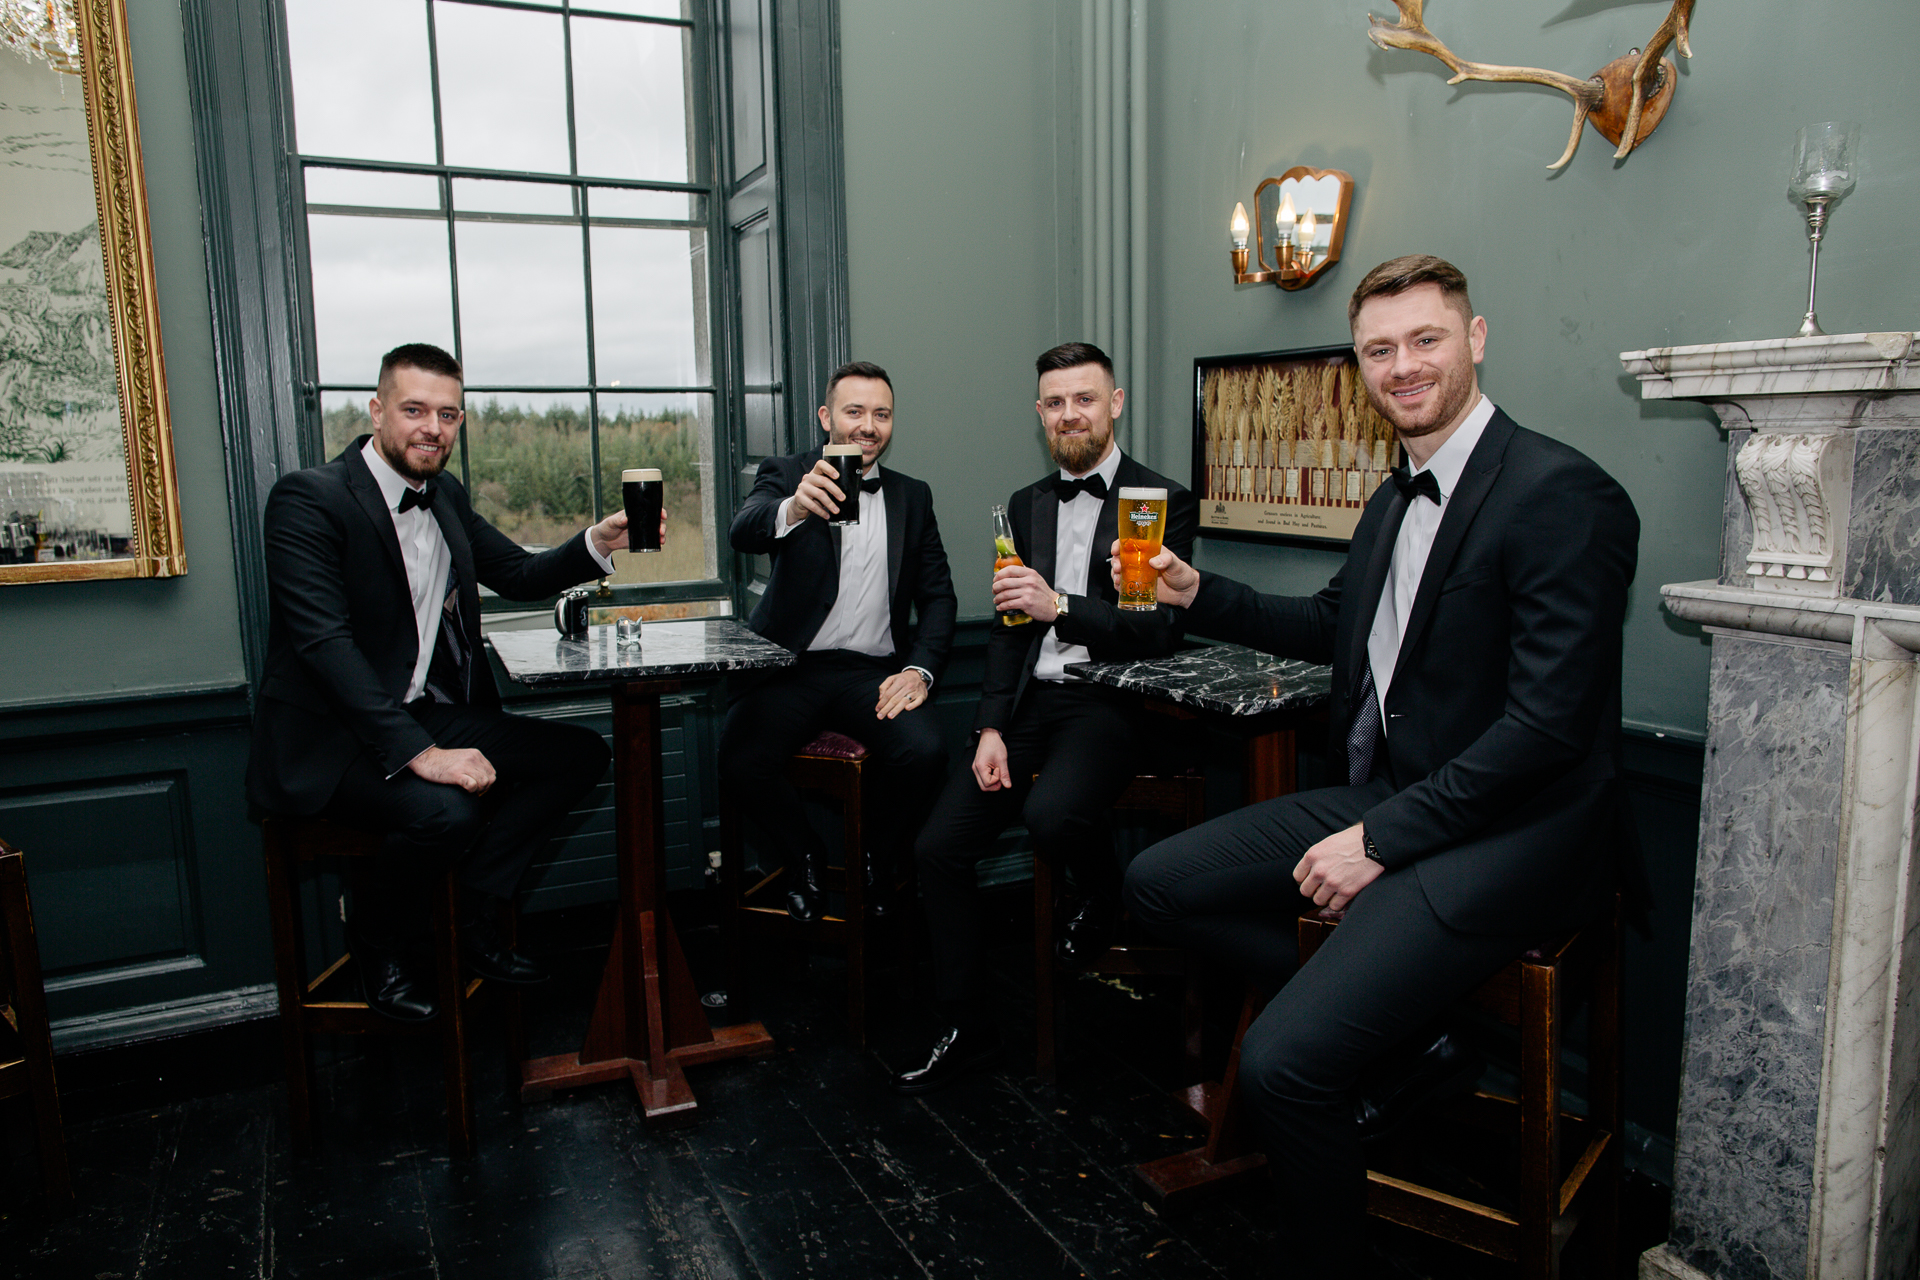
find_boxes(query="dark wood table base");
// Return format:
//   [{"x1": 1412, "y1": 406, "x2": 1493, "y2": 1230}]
[
  {"x1": 1134, "y1": 985, "x2": 1271, "y2": 1210},
  {"x1": 518, "y1": 677, "x2": 775, "y2": 1121}
]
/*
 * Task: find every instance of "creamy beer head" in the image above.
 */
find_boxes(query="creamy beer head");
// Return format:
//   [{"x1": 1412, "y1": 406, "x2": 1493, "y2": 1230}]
[
  {"x1": 1118, "y1": 486, "x2": 1167, "y2": 502},
  {"x1": 822, "y1": 444, "x2": 862, "y2": 457},
  {"x1": 622, "y1": 468, "x2": 662, "y2": 482}
]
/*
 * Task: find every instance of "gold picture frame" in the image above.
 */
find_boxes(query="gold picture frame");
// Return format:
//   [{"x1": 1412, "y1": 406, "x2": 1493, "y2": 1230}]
[{"x1": 0, "y1": 0, "x2": 184, "y2": 584}]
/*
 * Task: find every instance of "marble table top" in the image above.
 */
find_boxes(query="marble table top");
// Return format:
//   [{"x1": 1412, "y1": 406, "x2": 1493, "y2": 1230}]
[
  {"x1": 490, "y1": 619, "x2": 794, "y2": 687},
  {"x1": 1066, "y1": 643, "x2": 1331, "y2": 717}
]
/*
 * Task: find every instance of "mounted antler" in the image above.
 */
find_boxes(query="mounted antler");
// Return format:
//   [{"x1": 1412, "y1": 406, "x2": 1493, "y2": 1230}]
[{"x1": 1366, "y1": 0, "x2": 1695, "y2": 170}]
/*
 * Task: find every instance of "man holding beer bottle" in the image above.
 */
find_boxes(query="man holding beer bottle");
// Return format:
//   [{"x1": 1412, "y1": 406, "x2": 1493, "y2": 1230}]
[
  {"x1": 721, "y1": 361, "x2": 957, "y2": 922},
  {"x1": 893, "y1": 342, "x2": 1197, "y2": 1094}
]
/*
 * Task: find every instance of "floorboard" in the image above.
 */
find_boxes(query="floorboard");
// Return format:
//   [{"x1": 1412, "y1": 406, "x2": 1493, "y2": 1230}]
[{"x1": 0, "y1": 898, "x2": 1669, "y2": 1278}]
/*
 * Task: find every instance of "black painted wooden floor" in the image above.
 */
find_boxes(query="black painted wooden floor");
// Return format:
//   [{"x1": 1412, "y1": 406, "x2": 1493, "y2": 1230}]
[{"x1": 2, "y1": 895, "x2": 1667, "y2": 1278}]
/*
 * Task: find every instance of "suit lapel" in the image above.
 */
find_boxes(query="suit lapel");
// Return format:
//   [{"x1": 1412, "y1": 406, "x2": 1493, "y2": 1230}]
[
  {"x1": 1344, "y1": 488, "x2": 1408, "y2": 696},
  {"x1": 1030, "y1": 478, "x2": 1059, "y2": 584},
  {"x1": 1392, "y1": 414, "x2": 1513, "y2": 675},
  {"x1": 1087, "y1": 459, "x2": 1126, "y2": 603},
  {"x1": 343, "y1": 443, "x2": 408, "y2": 584},
  {"x1": 882, "y1": 470, "x2": 904, "y2": 604}
]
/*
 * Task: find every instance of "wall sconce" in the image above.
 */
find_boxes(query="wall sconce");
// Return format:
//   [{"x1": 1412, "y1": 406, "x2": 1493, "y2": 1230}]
[{"x1": 1227, "y1": 166, "x2": 1354, "y2": 291}]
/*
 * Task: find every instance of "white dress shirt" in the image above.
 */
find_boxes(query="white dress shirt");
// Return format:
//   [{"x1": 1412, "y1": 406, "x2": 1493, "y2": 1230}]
[
  {"x1": 1034, "y1": 446, "x2": 1125, "y2": 683},
  {"x1": 774, "y1": 463, "x2": 899, "y2": 661},
  {"x1": 362, "y1": 440, "x2": 453, "y2": 704},
  {"x1": 1365, "y1": 394, "x2": 1495, "y2": 730}
]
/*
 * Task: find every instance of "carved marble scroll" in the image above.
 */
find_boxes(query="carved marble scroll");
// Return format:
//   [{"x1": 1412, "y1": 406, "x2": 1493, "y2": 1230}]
[{"x1": 1734, "y1": 430, "x2": 1851, "y2": 595}]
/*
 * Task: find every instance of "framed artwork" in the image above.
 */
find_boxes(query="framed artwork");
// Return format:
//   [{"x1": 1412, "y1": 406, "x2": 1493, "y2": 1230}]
[
  {"x1": 0, "y1": 0, "x2": 184, "y2": 584},
  {"x1": 1191, "y1": 344, "x2": 1402, "y2": 546}
]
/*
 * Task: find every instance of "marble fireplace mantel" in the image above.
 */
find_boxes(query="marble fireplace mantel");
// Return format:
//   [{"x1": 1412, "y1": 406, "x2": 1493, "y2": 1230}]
[{"x1": 1626, "y1": 334, "x2": 1920, "y2": 1280}]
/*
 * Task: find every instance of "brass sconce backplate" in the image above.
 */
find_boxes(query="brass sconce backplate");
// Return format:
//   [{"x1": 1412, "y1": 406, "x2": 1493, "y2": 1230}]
[{"x1": 1233, "y1": 166, "x2": 1354, "y2": 291}]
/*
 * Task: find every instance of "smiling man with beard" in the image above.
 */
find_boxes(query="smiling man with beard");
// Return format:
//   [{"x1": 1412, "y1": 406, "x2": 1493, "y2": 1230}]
[
  {"x1": 247, "y1": 342, "x2": 638, "y2": 1023},
  {"x1": 720, "y1": 361, "x2": 957, "y2": 925},
  {"x1": 891, "y1": 341, "x2": 1197, "y2": 1094},
  {"x1": 1119, "y1": 257, "x2": 1640, "y2": 1278}
]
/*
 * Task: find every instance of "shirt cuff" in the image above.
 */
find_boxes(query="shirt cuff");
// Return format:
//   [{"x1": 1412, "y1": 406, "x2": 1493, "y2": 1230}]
[
  {"x1": 904, "y1": 665, "x2": 934, "y2": 692},
  {"x1": 586, "y1": 534, "x2": 617, "y2": 575},
  {"x1": 773, "y1": 497, "x2": 801, "y2": 537}
]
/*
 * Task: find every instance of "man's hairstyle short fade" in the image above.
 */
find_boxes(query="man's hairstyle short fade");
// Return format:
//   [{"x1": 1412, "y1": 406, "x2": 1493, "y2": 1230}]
[
  {"x1": 1348, "y1": 255, "x2": 1474, "y2": 329},
  {"x1": 378, "y1": 342, "x2": 463, "y2": 390},
  {"x1": 1034, "y1": 341, "x2": 1114, "y2": 382},
  {"x1": 825, "y1": 360, "x2": 892, "y2": 404}
]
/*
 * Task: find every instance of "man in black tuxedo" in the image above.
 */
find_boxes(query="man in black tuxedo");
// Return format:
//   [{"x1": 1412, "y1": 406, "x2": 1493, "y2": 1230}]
[
  {"x1": 892, "y1": 341, "x2": 1198, "y2": 1094},
  {"x1": 1122, "y1": 257, "x2": 1639, "y2": 1272},
  {"x1": 247, "y1": 343, "x2": 634, "y2": 1022},
  {"x1": 721, "y1": 361, "x2": 956, "y2": 923}
]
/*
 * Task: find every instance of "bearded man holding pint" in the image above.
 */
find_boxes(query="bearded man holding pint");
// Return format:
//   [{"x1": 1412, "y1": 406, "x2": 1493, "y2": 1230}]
[{"x1": 892, "y1": 341, "x2": 1198, "y2": 1094}]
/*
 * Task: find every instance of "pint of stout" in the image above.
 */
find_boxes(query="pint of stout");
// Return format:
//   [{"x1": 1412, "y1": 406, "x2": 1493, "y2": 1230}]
[
  {"x1": 621, "y1": 468, "x2": 664, "y2": 551},
  {"x1": 1116, "y1": 486, "x2": 1168, "y2": 611},
  {"x1": 823, "y1": 443, "x2": 864, "y2": 526}
]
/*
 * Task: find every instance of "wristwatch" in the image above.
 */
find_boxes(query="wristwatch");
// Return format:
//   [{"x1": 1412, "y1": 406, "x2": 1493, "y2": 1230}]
[
  {"x1": 1054, "y1": 592, "x2": 1070, "y2": 617},
  {"x1": 1362, "y1": 832, "x2": 1385, "y2": 866}
]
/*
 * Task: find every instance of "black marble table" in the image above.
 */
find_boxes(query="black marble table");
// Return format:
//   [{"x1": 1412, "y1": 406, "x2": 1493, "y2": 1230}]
[
  {"x1": 490, "y1": 620, "x2": 792, "y2": 1122},
  {"x1": 1067, "y1": 643, "x2": 1331, "y2": 802},
  {"x1": 1068, "y1": 641, "x2": 1331, "y2": 1207}
]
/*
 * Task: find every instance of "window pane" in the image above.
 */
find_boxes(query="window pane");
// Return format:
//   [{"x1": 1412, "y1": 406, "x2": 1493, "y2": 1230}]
[
  {"x1": 307, "y1": 213, "x2": 454, "y2": 385},
  {"x1": 452, "y1": 178, "x2": 574, "y2": 219},
  {"x1": 597, "y1": 393, "x2": 715, "y2": 585},
  {"x1": 460, "y1": 393, "x2": 595, "y2": 549},
  {"x1": 590, "y1": 187, "x2": 702, "y2": 224},
  {"x1": 319, "y1": 390, "x2": 372, "y2": 462},
  {"x1": 435, "y1": 3, "x2": 569, "y2": 174},
  {"x1": 577, "y1": 0, "x2": 687, "y2": 17},
  {"x1": 455, "y1": 222, "x2": 587, "y2": 386},
  {"x1": 572, "y1": 17, "x2": 691, "y2": 182},
  {"x1": 304, "y1": 167, "x2": 442, "y2": 212},
  {"x1": 590, "y1": 226, "x2": 705, "y2": 388},
  {"x1": 286, "y1": 0, "x2": 435, "y2": 163}
]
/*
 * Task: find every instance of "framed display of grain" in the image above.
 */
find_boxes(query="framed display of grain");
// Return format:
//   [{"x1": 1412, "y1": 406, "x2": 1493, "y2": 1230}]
[{"x1": 1191, "y1": 344, "x2": 1400, "y2": 546}]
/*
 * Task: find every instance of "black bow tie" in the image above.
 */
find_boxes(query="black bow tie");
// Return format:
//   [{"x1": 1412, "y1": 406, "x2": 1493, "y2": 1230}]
[
  {"x1": 1391, "y1": 468, "x2": 1441, "y2": 505},
  {"x1": 1056, "y1": 473, "x2": 1109, "y2": 504},
  {"x1": 397, "y1": 484, "x2": 437, "y2": 514},
  {"x1": 860, "y1": 475, "x2": 884, "y2": 495}
]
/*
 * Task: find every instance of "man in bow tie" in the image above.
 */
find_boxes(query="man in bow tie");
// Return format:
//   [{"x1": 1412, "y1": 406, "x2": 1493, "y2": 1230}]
[
  {"x1": 246, "y1": 343, "x2": 643, "y2": 1022},
  {"x1": 721, "y1": 362, "x2": 956, "y2": 925},
  {"x1": 1121, "y1": 257, "x2": 1639, "y2": 1272},
  {"x1": 891, "y1": 342, "x2": 1197, "y2": 1094}
]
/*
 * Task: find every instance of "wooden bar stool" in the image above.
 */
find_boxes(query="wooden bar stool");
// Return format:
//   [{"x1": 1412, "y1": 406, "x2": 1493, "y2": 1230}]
[
  {"x1": 1135, "y1": 898, "x2": 1623, "y2": 1280},
  {"x1": 724, "y1": 731, "x2": 898, "y2": 1046},
  {"x1": 261, "y1": 816, "x2": 525, "y2": 1159},
  {"x1": 0, "y1": 836, "x2": 70, "y2": 1202},
  {"x1": 1033, "y1": 769, "x2": 1209, "y2": 1083}
]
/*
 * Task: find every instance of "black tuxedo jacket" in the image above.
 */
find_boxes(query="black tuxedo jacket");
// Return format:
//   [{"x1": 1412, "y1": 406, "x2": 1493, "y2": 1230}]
[
  {"x1": 730, "y1": 449, "x2": 957, "y2": 680},
  {"x1": 246, "y1": 437, "x2": 603, "y2": 816},
  {"x1": 975, "y1": 454, "x2": 1199, "y2": 734},
  {"x1": 1185, "y1": 410, "x2": 1639, "y2": 932}
]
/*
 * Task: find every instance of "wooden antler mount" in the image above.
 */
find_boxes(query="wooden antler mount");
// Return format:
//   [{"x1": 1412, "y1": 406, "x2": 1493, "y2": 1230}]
[{"x1": 1367, "y1": 0, "x2": 1695, "y2": 170}]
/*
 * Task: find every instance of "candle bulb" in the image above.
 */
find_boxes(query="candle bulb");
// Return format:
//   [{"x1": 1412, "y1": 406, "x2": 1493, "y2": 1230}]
[
  {"x1": 1297, "y1": 211, "x2": 1317, "y2": 267},
  {"x1": 1276, "y1": 191, "x2": 1297, "y2": 243},
  {"x1": 1229, "y1": 202, "x2": 1249, "y2": 251}
]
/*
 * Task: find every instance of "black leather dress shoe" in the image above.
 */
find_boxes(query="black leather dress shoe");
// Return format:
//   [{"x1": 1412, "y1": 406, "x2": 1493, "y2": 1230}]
[
  {"x1": 863, "y1": 851, "x2": 891, "y2": 920},
  {"x1": 1053, "y1": 895, "x2": 1120, "y2": 968},
  {"x1": 463, "y1": 938, "x2": 549, "y2": 985},
  {"x1": 786, "y1": 856, "x2": 824, "y2": 921},
  {"x1": 356, "y1": 943, "x2": 439, "y2": 1022},
  {"x1": 1355, "y1": 1029, "x2": 1485, "y2": 1144},
  {"x1": 890, "y1": 1024, "x2": 998, "y2": 1095}
]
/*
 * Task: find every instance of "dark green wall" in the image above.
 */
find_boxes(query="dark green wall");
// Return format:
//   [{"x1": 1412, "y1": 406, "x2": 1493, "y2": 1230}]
[
  {"x1": 842, "y1": 0, "x2": 1920, "y2": 743},
  {"x1": 2, "y1": 0, "x2": 245, "y2": 707}
]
